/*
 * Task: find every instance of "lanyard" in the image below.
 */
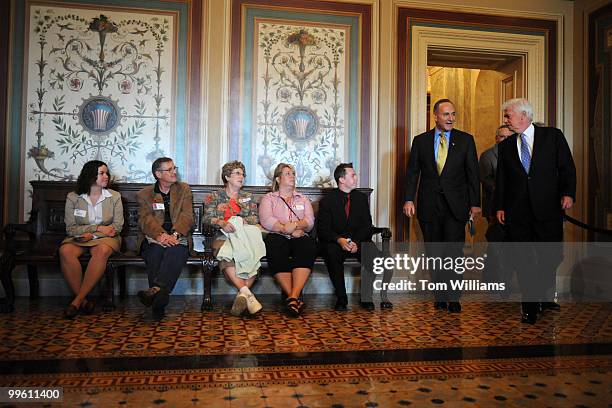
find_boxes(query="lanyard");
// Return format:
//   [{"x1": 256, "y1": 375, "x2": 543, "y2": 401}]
[{"x1": 280, "y1": 196, "x2": 301, "y2": 221}]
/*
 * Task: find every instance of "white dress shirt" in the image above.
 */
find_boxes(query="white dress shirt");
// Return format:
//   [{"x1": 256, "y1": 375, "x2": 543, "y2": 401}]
[{"x1": 80, "y1": 188, "x2": 112, "y2": 225}]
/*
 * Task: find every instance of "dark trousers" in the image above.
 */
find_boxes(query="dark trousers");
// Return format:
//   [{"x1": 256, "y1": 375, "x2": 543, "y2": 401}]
[
  {"x1": 506, "y1": 210, "x2": 563, "y2": 314},
  {"x1": 483, "y1": 220, "x2": 512, "y2": 286},
  {"x1": 359, "y1": 244, "x2": 393, "y2": 303},
  {"x1": 321, "y1": 241, "x2": 393, "y2": 303},
  {"x1": 418, "y1": 193, "x2": 466, "y2": 302},
  {"x1": 321, "y1": 242, "x2": 352, "y2": 302},
  {"x1": 142, "y1": 242, "x2": 189, "y2": 293}
]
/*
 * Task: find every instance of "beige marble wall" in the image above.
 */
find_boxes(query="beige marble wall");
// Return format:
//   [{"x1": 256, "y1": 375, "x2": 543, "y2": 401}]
[
  {"x1": 428, "y1": 67, "x2": 505, "y2": 157},
  {"x1": 474, "y1": 70, "x2": 506, "y2": 155}
]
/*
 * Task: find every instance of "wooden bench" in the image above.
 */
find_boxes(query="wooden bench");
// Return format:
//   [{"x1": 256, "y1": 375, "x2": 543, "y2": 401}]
[{"x1": 1, "y1": 181, "x2": 391, "y2": 313}]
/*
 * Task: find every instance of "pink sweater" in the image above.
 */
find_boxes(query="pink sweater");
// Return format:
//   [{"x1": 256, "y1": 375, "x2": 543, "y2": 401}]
[{"x1": 258, "y1": 191, "x2": 315, "y2": 233}]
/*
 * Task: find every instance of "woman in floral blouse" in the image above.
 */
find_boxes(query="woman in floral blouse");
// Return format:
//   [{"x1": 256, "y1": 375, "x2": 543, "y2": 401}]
[{"x1": 203, "y1": 161, "x2": 263, "y2": 316}]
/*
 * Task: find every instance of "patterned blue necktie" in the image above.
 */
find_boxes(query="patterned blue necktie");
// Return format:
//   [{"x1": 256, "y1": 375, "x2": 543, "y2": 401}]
[{"x1": 520, "y1": 133, "x2": 531, "y2": 172}]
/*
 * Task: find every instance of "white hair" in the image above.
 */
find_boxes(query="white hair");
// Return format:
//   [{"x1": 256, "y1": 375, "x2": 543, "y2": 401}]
[{"x1": 502, "y1": 98, "x2": 533, "y2": 121}]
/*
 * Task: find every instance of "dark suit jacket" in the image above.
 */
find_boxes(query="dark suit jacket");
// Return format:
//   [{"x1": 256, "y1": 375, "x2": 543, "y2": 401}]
[
  {"x1": 479, "y1": 144, "x2": 498, "y2": 218},
  {"x1": 316, "y1": 189, "x2": 373, "y2": 244},
  {"x1": 405, "y1": 128, "x2": 480, "y2": 222},
  {"x1": 494, "y1": 125, "x2": 576, "y2": 223}
]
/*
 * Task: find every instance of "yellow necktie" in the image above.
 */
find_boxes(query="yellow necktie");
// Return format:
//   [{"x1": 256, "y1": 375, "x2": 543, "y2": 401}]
[{"x1": 437, "y1": 131, "x2": 447, "y2": 175}]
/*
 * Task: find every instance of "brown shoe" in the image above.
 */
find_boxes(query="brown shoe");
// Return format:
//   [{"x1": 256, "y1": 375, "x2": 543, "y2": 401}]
[{"x1": 138, "y1": 286, "x2": 160, "y2": 307}]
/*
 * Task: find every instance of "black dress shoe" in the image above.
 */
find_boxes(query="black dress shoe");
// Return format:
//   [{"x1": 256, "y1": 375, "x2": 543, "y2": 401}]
[
  {"x1": 360, "y1": 301, "x2": 375, "y2": 311},
  {"x1": 521, "y1": 312, "x2": 537, "y2": 324},
  {"x1": 540, "y1": 301, "x2": 561, "y2": 311},
  {"x1": 152, "y1": 307, "x2": 165, "y2": 320},
  {"x1": 334, "y1": 301, "x2": 348, "y2": 311},
  {"x1": 434, "y1": 301, "x2": 447, "y2": 311},
  {"x1": 380, "y1": 301, "x2": 393, "y2": 309},
  {"x1": 334, "y1": 295, "x2": 348, "y2": 311},
  {"x1": 448, "y1": 302, "x2": 461, "y2": 313}
]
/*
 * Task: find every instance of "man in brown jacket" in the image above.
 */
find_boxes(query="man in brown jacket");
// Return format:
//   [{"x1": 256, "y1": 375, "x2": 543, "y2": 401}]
[{"x1": 137, "y1": 157, "x2": 194, "y2": 318}]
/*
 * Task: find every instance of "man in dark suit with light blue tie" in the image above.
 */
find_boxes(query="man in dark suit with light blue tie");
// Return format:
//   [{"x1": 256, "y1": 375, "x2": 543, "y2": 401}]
[
  {"x1": 495, "y1": 98, "x2": 576, "y2": 324},
  {"x1": 403, "y1": 99, "x2": 481, "y2": 312}
]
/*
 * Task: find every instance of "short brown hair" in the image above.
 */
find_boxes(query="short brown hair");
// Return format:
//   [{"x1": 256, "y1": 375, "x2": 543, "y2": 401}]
[
  {"x1": 271, "y1": 163, "x2": 295, "y2": 192},
  {"x1": 221, "y1": 161, "x2": 246, "y2": 185}
]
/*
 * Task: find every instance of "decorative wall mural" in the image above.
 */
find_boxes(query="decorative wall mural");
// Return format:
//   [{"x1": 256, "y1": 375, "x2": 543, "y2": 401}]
[
  {"x1": 254, "y1": 24, "x2": 347, "y2": 186},
  {"x1": 24, "y1": 5, "x2": 176, "y2": 214},
  {"x1": 229, "y1": 1, "x2": 372, "y2": 190}
]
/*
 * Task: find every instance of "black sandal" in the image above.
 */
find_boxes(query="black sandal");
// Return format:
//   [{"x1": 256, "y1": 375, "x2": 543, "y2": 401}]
[
  {"x1": 285, "y1": 297, "x2": 300, "y2": 317},
  {"x1": 80, "y1": 299, "x2": 95, "y2": 315},
  {"x1": 63, "y1": 304, "x2": 79, "y2": 319},
  {"x1": 297, "y1": 298, "x2": 305, "y2": 313}
]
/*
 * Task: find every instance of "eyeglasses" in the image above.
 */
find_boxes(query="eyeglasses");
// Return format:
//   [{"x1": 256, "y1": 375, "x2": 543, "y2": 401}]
[
  {"x1": 159, "y1": 166, "x2": 179, "y2": 173},
  {"x1": 230, "y1": 170, "x2": 244, "y2": 176}
]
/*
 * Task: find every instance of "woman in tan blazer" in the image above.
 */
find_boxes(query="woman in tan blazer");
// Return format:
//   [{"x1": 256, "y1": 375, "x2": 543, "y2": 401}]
[{"x1": 59, "y1": 160, "x2": 124, "y2": 318}]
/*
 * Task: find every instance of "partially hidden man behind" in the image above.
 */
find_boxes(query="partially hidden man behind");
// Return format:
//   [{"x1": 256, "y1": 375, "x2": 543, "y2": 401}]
[
  {"x1": 317, "y1": 163, "x2": 393, "y2": 311},
  {"x1": 480, "y1": 125, "x2": 513, "y2": 222},
  {"x1": 137, "y1": 157, "x2": 195, "y2": 318},
  {"x1": 479, "y1": 125, "x2": 513, "y2": 284},
  {"x1": 403, "y1": 98, "x2": 481, "y2": 313},
  {"x1": 495, "y1": 98, "x2": 576, "y2": 324}
]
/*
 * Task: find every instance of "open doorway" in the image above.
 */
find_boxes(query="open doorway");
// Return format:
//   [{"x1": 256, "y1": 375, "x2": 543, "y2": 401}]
[{"x1": 395, "y1": 14, "x2": 556, "y2": 242}]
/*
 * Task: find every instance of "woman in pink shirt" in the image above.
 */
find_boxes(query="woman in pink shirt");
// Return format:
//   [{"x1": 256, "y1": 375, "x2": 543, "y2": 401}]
[{"x1": 259, "y1": 163, "x2": 317, "y2": 316}]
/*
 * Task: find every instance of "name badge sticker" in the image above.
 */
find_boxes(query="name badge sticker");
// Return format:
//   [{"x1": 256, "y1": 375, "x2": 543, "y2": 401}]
[
  {"x1": 239, "y1": 197, "x2": 251, "y2": 203},
  {"x1": 153, "y1": 203, "x2": 165, "y2": 210},
  {"x1": 74, "y1": 209, "x2": 87, "y2": 217},
  {"x1": 294, "y1": 204, "x2": 305, "y2": 211}
]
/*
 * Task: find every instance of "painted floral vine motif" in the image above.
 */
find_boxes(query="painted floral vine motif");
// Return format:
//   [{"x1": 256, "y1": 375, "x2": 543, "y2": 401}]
[
  {"x1": 256, "y1": 25, "x2": 347, "y2": 187},
  {"x1": 88, "y1": 14, "x2": 118, "y2": 63},
  {"x1": 26, "y1": 9, "x2": 173, "y2": 186}
]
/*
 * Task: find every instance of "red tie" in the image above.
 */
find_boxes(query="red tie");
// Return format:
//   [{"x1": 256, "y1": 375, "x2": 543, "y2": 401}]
[{"x1": 344, "y1": 194, "x2": 350, "y2": 219}]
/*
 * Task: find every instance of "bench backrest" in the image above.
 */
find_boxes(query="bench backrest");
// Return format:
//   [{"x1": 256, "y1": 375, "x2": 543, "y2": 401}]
[{"x1": 27, "y1": 181, "x2": 373, "y2": 254}]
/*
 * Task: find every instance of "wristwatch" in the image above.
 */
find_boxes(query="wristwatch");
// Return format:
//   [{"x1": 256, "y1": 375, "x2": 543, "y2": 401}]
[{"x1": 172, "y1": 231, "x2": 181, "y2": 238}]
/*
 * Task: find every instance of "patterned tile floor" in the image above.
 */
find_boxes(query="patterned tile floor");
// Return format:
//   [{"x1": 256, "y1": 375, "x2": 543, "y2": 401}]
[
  {"x1": 0, "y1": 296, "x2": 610, "y2": 360},
  {"x1": 55, "y1": 369, "x2": 612, "y2": 407},
  {"x1": 0, "y1": 296, "x2": 610, "y2": 407}
]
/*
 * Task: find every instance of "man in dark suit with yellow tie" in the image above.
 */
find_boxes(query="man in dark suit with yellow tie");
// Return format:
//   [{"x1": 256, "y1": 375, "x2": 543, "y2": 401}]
[
  {"x1": 403, "y1": 99, "x2": 481, "y2": 312},
  {"x1": 495, "y1": 98, "x2": 576, "y2": 324}
]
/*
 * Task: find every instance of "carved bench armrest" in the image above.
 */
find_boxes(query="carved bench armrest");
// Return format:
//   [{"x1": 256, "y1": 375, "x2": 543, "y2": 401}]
[
  {"x1": 3, "y1": 222, "x2": 36, "y2": 241},
  {"x1": 372, "y1": 226, "x2": 392, "y2": 255},
  {"x1": 201, "y1": 223, "x2": 221, "y2": 255},
  {"x1": 371, "y1": 226, "x2": 392, "y2": 242}
]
